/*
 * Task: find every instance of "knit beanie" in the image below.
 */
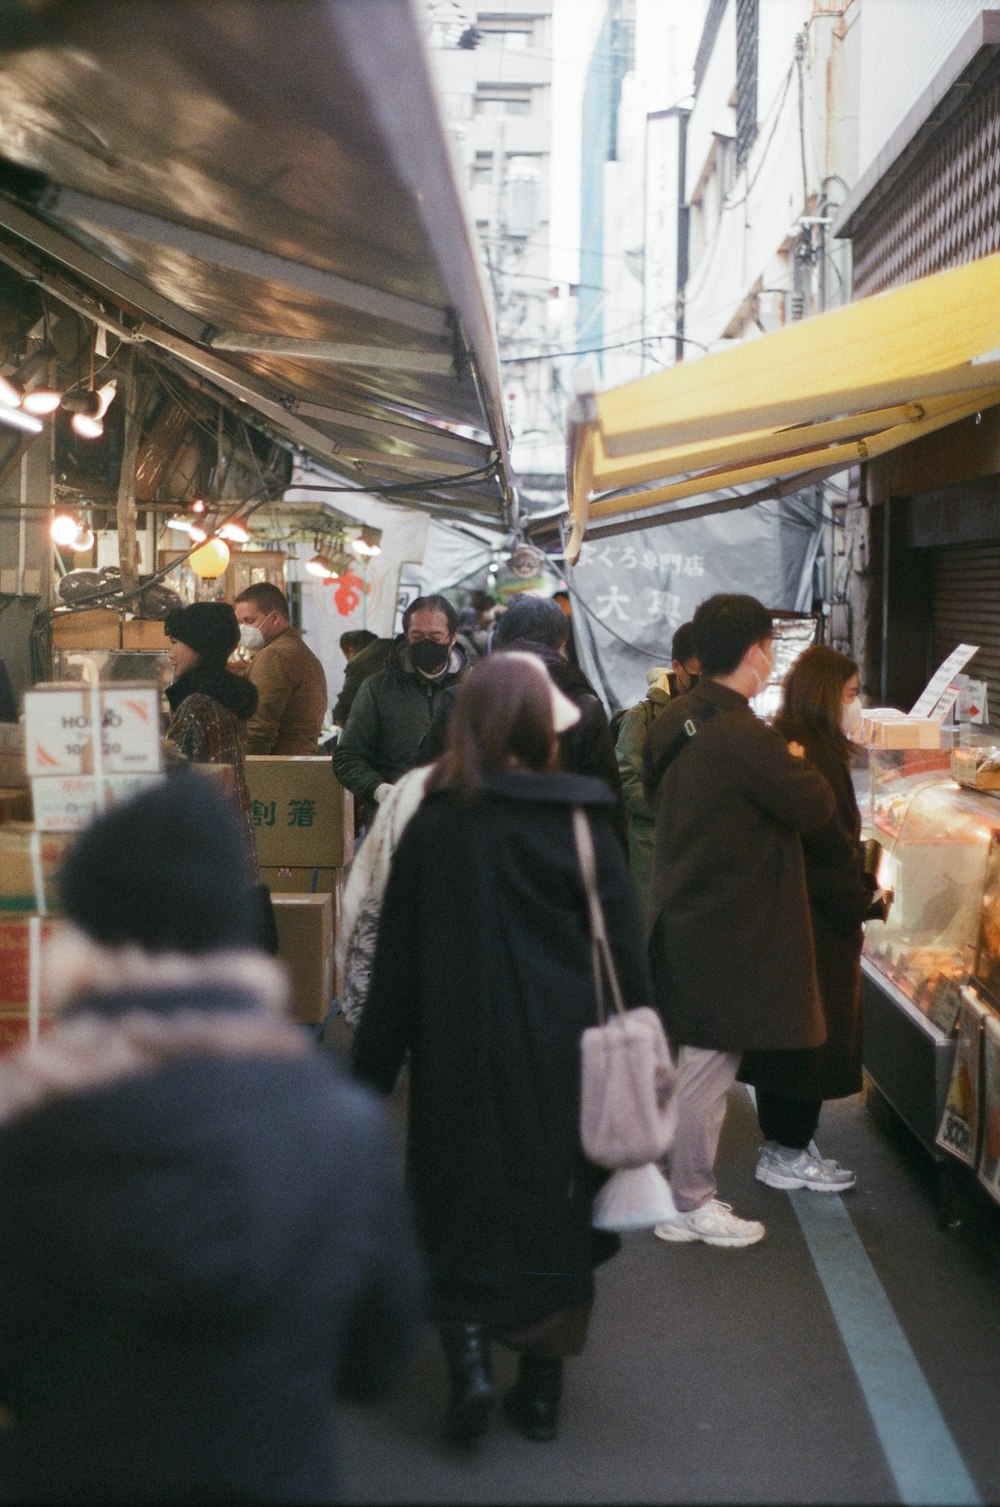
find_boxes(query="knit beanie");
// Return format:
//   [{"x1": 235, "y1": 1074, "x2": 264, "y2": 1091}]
[
  {"x1": 164, "y1": 602, "x2": 240, "y2": 664},
  {"x1": 59, "y1": 771, "x2": 257, "y2": 954}
]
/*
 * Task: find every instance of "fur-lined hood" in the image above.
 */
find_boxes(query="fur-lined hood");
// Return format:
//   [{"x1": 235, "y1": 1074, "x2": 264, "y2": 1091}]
[
  {"x1": 0, "y1": 931, "x2": 298, "y2": 1127},
  {"x1": 0, "y1": 936, "x2": 334, "y2": 1319}
]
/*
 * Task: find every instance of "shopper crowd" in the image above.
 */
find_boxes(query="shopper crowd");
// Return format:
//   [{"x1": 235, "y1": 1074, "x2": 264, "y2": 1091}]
[{"x1": 0, "y1": 587, "x2": 880, "y2": 1500}]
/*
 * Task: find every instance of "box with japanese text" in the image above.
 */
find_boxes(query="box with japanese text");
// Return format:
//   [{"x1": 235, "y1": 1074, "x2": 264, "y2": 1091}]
[
  {"x1": 272, "y1": 891, "x2": 334, "y2": 1025},
  {"x1": 0, "y1": 724, "x2": 26, "y2": 788},
  {"x1": 31, "y1": 772, "x2": 163, "y2": 833},
  {"x1": 24, "y1": 682, "x2": 162, "y2": 777},
  {"x1": 0, "y1": 824, "x2": 75, "y2": 913},
  {"x1": 0, "y1": 913, "x2": 59, "y2": 1054},
  {"x1": 260, "y1": 865, "x2": 342, "y2": 900},
  {"x1": 245, "y1": 757, "x2": 354, "y2": 867}
]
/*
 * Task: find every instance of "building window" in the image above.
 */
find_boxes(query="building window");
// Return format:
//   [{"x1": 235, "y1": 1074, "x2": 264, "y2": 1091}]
[
  {"x1": 474, "y1": 85, "x2": 532, "y2": 117},
  {"x1": 735, "y1": 0, "x2": 758, "y2": 168},
  {"x1": 477, "y1": 13, "x2": 535, "y2": 49}
]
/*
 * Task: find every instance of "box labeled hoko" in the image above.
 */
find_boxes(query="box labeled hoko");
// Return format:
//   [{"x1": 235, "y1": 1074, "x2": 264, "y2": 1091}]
[{"x1": 24, "y1": 683, "x2": 162, "y2": 778}]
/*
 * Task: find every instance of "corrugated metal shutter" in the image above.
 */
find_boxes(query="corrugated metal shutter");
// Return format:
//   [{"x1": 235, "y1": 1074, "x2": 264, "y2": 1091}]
[{"x1": 933, "y1": 544, "x2": 1000, "y2": 728}]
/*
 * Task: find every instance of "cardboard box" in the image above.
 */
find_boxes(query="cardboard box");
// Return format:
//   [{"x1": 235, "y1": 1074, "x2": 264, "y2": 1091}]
[
  {"x1": 121, "y1": 618, "x2": 171, "y2": 651},
  {"x1": 0, "y1": 724, "x2": 25, "y2": 788},
  {"x1": 272, "y1": 891, "x2": 334, "y2": 1025},
  {"x1": 0, "y1": 1012, "x2": 53, "y2": 1055},
  {"x1": 260, "y1": 864, "x2": 342, "y2": 897},
  {"x1": 49, "y1": 608, "x2": 121, "y2": 651},
  {"x1": 0, "y1": 914, "x2": 56, "y2": 1008},
  {"x1": 871, "y1": 717, "x2": 941, "y2": 750},
  {"x1": 24, "y1": 682, "x2": 163, "y2": 777},
  {"x1": 245, "y1": 757, "x2": 354, "y2": 867},
  {"x1": 0, "y1": 788, "x2": 32, "y2": 824},
  {"x1": 31, "y1": 772, "x2": 163, "y2": 832},
  {"x1": 0, "y1": 824, "x2": 75, "y2": 913}
]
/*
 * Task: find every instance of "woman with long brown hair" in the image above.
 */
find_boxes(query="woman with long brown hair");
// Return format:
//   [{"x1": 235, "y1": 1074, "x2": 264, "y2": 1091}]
[
  {"x1": 352, "y1": 652, "x2": 651, "y2": 1448},
  {"x1": 740, "y1": 644, "x2": 881, "y2": 1190}
]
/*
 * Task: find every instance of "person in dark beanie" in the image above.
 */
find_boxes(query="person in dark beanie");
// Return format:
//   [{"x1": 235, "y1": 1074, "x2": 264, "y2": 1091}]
[
  {"x1": 164, "y1": 601, "x2": 259, "y2": 883},
  {"x1": 0, "y1": 774, "x2": 424, "y2": 1505}
]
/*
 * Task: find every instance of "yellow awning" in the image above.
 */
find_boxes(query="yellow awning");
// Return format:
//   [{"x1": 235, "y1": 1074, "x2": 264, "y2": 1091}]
[{"x1": 566, "y1": 252, "x2": 1000, "y2": 561}]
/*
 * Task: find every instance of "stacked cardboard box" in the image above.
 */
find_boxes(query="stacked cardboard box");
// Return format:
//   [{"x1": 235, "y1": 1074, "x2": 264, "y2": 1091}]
[
  {"x1": 246, "y1": 758, "x2": 354, "y2": 1024},
  {"x1": 0, "y1": 913, "x2": 58, "y2": 1051},
  {"x1": 24, "y1": 681, "x2": 164, "y2": 831}
]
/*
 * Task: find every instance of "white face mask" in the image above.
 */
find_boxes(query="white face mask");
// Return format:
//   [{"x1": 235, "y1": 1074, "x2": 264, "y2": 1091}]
[
  {"x1": 751, "y1": 643, "x2": 773, "y2": 698},
  {"x1": 239, "y1": 623, "x2": 265, "y2": 653},
  {"x1": 842, "y1": 697, "x2": 863, "y2": 736}
]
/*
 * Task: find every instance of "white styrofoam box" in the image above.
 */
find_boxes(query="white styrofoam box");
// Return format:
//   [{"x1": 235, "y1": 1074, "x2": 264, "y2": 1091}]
[
  {"x1": 23, "y1": 683, "x2": 162, "y2": 778},
  {"x1": 31, "y1": 772, "x2": 163, "y2": 833}
]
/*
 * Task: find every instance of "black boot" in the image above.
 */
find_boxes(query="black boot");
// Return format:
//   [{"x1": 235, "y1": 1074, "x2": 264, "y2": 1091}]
[
  {"x1": 439, "y1": 1324, "x2": 497, "y2": 1445},
  {"x1": 503, "y1": 1354, "x2": 563, "y2": 1442}
]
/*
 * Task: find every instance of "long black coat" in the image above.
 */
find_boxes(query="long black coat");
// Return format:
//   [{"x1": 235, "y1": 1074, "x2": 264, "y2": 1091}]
[
  {"x1": 352, "y1": 771, "x2": 651, "y2": 1335},
  {"x1": 740, "y1": 733, "x2": 875, "y2": 1101},
  {"x1": 0, "y1": 971, "x2": 423, "y2": 1505},
  {"x1": 643, "y1": 679, "x2": 835, "y2": 1053}
]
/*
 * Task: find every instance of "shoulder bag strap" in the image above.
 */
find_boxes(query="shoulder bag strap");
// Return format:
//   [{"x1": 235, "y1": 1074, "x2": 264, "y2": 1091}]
[{"x1": 572, "y1": 806, "x2": 627, "y2": 1025}]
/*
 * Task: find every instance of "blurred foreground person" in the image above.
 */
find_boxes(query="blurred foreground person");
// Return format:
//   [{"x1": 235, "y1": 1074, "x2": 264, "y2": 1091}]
[
  {"x1": 741, "y1": 646, "x2": 884, "y2": 1192},
  {"x1": 0, "y1": 775, "x2": 422, "y2": 1505},
  {"x1": 353, "y1": 653, "x2": 651, "y2": 1447}
]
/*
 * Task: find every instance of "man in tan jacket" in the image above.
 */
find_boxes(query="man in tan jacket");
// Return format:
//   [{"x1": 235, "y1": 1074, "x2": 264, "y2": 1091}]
[{"x1": 234, "y1": 584, "x2": 328, "y2": 754}]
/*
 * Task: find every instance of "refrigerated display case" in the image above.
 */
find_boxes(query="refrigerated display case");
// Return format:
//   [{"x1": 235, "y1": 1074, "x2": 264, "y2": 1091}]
[{"x1": 859, "y1": 750, "x2": 1000, "y2": 1195}]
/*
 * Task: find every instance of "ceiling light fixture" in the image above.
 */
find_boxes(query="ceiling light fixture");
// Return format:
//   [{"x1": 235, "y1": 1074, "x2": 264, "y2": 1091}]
[
  {"x1": 306, "y1": 552, "x2": 338, "y2": 579},
  {"x1": 21, "y1": 387, "x2": 62, "y2": 416},
  {"x1": 0, "y1": 372, "x2": 23, "y2": 410},
  {"x1": 51, "y1": 513, "x2": 82, "y2": 548},
  {"x1": 0, "y1": 405, "x2": 43, "y2": 435},
  {"x1": 217, "y1": 519, "x2": 251, "y2": 544},
  {"x1": 350, "y1": 525, "x2": 383, "y2": 558}
]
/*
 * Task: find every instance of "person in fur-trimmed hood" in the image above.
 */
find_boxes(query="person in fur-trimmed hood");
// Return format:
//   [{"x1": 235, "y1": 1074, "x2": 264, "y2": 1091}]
[{"x1": 0, "y1": 774, "x2": 423, "y2": 1505}]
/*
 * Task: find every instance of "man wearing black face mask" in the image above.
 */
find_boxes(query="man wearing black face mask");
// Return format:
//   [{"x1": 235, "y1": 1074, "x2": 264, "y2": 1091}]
[{"x1": 332, "y1": 594, "x2": 468, "y2": 820}]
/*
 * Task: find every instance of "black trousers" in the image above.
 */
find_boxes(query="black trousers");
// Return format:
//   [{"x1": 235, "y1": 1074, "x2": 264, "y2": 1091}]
[{"x1": 756, "y1": 1090, "x2": 822, "y2": 1150}]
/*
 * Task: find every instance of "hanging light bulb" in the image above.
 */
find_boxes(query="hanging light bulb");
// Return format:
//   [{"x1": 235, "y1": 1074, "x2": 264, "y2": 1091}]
[
  {"x1": 71, "y1": 412, "x2": 104, "y2": 439},
  {"x1": 306, "y1": 552, "x2": 337, "y2": 579},
  {"x1": 189, "y1": 524, "x2": 208, "y2": 543},
  {"x1": 218, "y1": 519, "x2": 251, "y2": 544},
  {"x1": 21, "y1": 388, "x2": 62, "y2": 416},
  {"x1": 71, "y1": 522, "x2": 95, "y2": 552},
  {"x1": 93, "y1": 379, "x2": 117, "y2": 418},
  {"x1": 350, "y1": 525, "x2": 383, "y2": 558},
  {"x1": 51, "y1": 513, "x2": 82, "y2": 548},
  {"x1": 0, "y1": 405, "x2": 42, "y2": 434},
  {"x1": 167, "y1": 515, "x2": 196, "y2": 535}
]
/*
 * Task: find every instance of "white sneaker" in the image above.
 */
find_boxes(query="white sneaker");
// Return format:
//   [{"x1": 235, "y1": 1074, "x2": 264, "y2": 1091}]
[
  {"x1": 755, "y1": 1143, "x2": 855, "y2": 1192},
  {"x1": 654, "y1": 1199, "x2": 765, "y2": 1248}
]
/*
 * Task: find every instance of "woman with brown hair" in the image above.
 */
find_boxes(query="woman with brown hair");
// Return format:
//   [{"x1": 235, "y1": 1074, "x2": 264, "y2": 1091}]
[
  {"x1": 740, "y1": 644, "x2": 882, "y2": 1191},
  {"x1": 352, "y1": 652, "x2": 651, "y2": 1448}
]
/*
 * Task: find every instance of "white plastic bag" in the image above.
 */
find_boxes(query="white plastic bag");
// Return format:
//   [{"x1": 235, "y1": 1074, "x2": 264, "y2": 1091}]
[{"x1": 591, "y1": 1162, "x2": 677, "y2": 1232}]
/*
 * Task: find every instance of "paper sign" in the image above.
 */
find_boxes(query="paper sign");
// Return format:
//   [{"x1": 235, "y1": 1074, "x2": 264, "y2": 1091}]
[
  {"x1": 956, "y1": 676, "x2": 989, "y2": 725},
  {"x1": 910, "y1": 645, "x2": 979, "y2": 719}
]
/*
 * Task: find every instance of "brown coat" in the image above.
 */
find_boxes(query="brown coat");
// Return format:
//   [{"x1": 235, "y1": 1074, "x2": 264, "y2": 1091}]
[
  {"x1": 245, "y1": 627, "x2": 328, "y2": 754},
  {"x1": 739, "y1": 734, "x2": 874, "y2": 1101},
  {"x1": 642, "y1": 679, "x2": 835, "y2": 1053}
]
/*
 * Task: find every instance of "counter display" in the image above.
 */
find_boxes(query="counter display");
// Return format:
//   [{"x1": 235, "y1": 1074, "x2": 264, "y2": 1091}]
[{"x1": 858, "y1": 747, "x2": 1000, "y2": 1213}]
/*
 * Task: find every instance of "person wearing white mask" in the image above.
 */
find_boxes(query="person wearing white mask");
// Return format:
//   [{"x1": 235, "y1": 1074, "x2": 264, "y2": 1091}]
[
  {"x1": 643, "y1": 595, "x2": 836, "y2": 1249},
  {"x1": 740, "y1": 646, "x2": 888, "y2": 1193},
  {"x1": 233, "y1": 584, "x2": 327, "y2": 754}
]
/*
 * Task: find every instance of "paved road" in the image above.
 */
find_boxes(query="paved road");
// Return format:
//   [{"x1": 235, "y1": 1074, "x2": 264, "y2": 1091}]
[{"x1": 330, "y1": 1023, "x2": 1000, "y2": 1505}]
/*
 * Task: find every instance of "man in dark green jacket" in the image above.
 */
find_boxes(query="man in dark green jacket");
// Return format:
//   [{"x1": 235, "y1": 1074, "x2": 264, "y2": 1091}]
[{"x1": 332, "y1": 595, "x2": 468, "y2": 817}]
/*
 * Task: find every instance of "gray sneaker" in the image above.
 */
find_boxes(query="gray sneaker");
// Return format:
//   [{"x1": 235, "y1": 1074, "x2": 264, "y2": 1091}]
[
  {"x1": 654, "y1": 1199, "x2": 765, "y2": 1248},
  {"x1": 755, "y1": 1143, "x2": 855, "y2": 1192}
]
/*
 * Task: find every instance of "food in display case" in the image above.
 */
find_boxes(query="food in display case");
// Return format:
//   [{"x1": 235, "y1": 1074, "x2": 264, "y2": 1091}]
[
  {"x1": 951, "y1": 743, "x2": 1000, "y2": 791},
  {"x1": 862, "y1": 775, "x2": 1000, "y2": 1024}
]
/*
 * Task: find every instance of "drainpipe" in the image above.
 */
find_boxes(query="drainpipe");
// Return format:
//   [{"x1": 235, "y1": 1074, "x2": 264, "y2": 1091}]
[{"x1": 674, "y1": 105, "x2": 691, "y2": 363}]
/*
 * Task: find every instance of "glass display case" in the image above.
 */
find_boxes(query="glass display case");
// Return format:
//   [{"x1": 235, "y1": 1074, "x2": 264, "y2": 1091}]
[{"x1": 858, "y1": 753, "x2": 1000, "y2": 1185}]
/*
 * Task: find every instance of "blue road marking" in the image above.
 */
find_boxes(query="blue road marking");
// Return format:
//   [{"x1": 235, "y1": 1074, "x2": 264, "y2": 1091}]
[{"x1": 791, "y1": 1190, "x2": 981, "y2": 1507}]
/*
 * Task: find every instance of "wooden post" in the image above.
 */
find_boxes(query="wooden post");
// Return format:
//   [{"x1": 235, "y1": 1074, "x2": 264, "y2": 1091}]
[{"x1": 116, "y1": 348, "x2": 147, "y2": 600}]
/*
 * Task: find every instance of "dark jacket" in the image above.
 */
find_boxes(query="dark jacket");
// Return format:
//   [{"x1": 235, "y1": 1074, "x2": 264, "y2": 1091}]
[
  {"x1": 0, "y1": 959, "x2": 422, "y2": 1504},
  {"x1": 332, "y1": 637, "x2": 395, "y2": 728},
  {"x1": 740, "y1": 732, "x2": 875, "y2": 1101},
  {"x1": 417, "y1": 640, "x2": 627, "y2": 845},
  {"x1": 643, "y1": 678, "x2": 835, "y2": 1053},
  {"x1": 353, "y1": 771, "x2": 651, "y2": 1335},
  {"x1": 332, "y1": 637, "x2": 468, "y2": 803}
]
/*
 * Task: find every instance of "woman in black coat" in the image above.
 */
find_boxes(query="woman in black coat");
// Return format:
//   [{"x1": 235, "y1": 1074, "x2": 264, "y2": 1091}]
[
  {"x1": 740, "y1": 646, "x2": 881, "y2": 1193},
  {"x1": 0, "y1": 775, "x2": 422, "y2": 1505},
  {"x1": 353, "y1": 652, "x2": 652, "y2": 1447}
]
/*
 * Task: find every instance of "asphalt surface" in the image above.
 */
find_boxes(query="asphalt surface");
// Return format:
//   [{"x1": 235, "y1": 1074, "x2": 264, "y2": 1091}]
[{"x1": 327, "y1": 1019, "x2": 1000, "y2": 1505}]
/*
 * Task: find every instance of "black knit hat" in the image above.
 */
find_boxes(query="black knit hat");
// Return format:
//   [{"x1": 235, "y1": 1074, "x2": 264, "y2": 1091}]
[
  {"x1": 59, "y1": 771, "x2": 257, "y2": 954},
  {"x1": 164, "y1": 602, "x2": 240, "y2": 663}
]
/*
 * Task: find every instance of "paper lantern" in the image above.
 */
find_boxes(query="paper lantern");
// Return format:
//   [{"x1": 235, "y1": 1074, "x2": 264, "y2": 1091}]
[{"x1": 189, "y1": 538, "x2": 230, "y2": 579}]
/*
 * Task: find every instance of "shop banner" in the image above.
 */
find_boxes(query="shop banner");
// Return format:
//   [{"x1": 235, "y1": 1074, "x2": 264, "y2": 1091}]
[
  {"x1": 977, "y1": 1012, "x2": 1000, "y2": 1205},
  {"x1": 567, "y1": 494, "x2": 823, "y2": 714},
  {"x1": 936, "y1": 988, "x2": 988, "y2": 1169}
]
